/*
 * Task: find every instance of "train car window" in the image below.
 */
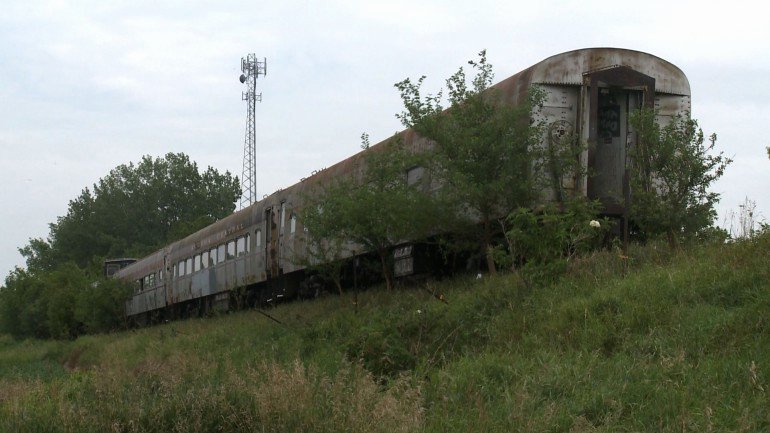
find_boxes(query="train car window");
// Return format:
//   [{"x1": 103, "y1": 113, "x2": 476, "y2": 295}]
[
  {"x1": 186, "y1": 258, "x2": 193, "y2": 274},
  {"x1": 159, "y1": 270, "x2": 163, "y2": 283},
  {"x1": 290, "y1": 213, "x2": 297, "y2": 234},
  {"x1": 201, "y1": 251, "x2": 209, "y2": 269},
  {"x1": 148, "y1": 273, "x2": 154, "y2": 288},
  {"x1": 227, "y1": 240, "x2": 236, "y2": 259},
  {"x1": 407, "y1": 166, "x2": 424, "y2": 186},
  {"x1": 135, "y1": 279, "x2": 141, "y2": 294},
  {"x1": 245, "y1": 233, "x2": 251, "y2": 252},
  {"x1": 178, "y1": 260, "x2": 185, "y2": 277},
  {"x1": 194, "y1": 254, "x2": 201, "y2": 272},
  {"x1": 236, "y1": 237, "x2": 246, "y2": 257},
  {"x1": 143, "y1": 275, "x2": 149, "y2": 290},
  {"x1": 217, "y1": 244, "x2": 226, "y2": 263},
  {"x1": 105, "y1": 263, "x2": 120, "y2": 276},
  {"x1": 256, "y1": 230, "x2": 262, "y2": 247},
  {"x1": 210, "y1": 248, "x2": 217, "y2": 265},
  {"x1": 280, "y1": 202, "x2": 286, "y2": 234}
]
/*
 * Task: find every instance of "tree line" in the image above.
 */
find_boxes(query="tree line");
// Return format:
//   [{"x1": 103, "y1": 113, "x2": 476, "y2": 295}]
[{"x1": 1, "y1": 154, "x2": 240, "y2": 338}]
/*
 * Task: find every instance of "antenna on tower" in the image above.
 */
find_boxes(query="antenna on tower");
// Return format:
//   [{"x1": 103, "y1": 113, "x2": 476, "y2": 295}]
[{"x1": 239, "y1": 53, "x2": 267, "y2": 209}]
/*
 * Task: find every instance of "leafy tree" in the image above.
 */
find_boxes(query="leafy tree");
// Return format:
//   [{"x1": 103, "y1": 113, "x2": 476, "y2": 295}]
[
  {"x1": 21, "y1": 153, "x2": 241, "y2": 272},
  {"x1": 395, "y1": 50, "x2": 545, "y2": 274},
  {"x1": 628, "y1": 109, "x2": 731, "y2": 246},
  {"x1": 300, "y1": 135, "x2": 435, "y2": 290},
  {"x1": 498, "y1": 198, "x2": 608, "y2": 287},
  {"x1": 0, "y1": 262, "x2": 132, "y2": 339},
  {"x1": 297, "y1": 237, "x2": 349, "y2": 296},
  {"x1": 0, "y1": 268, "x2": 47, "y2": 338},
  {"x1": 3, "y1": 152, "x2": 238, "y2": 339},
  {"x1": 75, "y1": 277, "x2": 132, "y2": 334},
  {"x1": 42, "y1": 263, "x2": 88, "y2": 339}
]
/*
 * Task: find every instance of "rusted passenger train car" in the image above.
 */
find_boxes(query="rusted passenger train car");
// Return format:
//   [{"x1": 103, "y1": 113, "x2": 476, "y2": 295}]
[{"x1": 115, "y1": 48, "x2": 691, "y2": 323}]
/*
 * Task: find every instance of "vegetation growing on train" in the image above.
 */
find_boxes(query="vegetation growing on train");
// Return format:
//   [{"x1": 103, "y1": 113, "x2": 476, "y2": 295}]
[
  {"x1": 395, "y1": 50, "x2": 546, "y2": 275},
  {"x1": 300, "y1": 135, "x2": 438, "y2": 291},
  {"x1": 497, "y1": 198, "x2": 610, "y2": 287},
  {"x1": 628, "y1": 109, "x2": 731, "y2": 246}
]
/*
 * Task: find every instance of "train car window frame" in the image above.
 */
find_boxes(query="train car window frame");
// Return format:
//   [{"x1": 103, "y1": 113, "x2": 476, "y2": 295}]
[
  {"x1": 280, "y1": 202, "x2": 286, "y2": 234},
  {"x1": 105, "y1": 263, "x2": 119, "y2": 276},
  {"x1": 194, "y1": 254, "x2": 201, "y2": 273},
  {"x1": 290, "y1": 213, "x2": 297, "y2": 234},
  {"x1": 227, "y1": 240, "x2": 236, "y2": 260},
  {"x1": 209, "y1": 247, "x2": 217, "y2": 266},
  {"x1": 236, "y1": 237, "x2": 246, "y2": 257},
  {"x1": 217, "y1": 244, "x2": 226, "y2": 263},
  {"x1": 186, "y1": 257, "x2": 193, "y2": 274},
  {"x1": 256, "y1": 229, "x2": 262, "y2": 247},
  {"x1": 406, "y1": 165, "x2": 424, "y2": 186},
  {"x1": 201, "y1": 251, "x2": 209, "y2": 269},
  {"x1": 245, "y1": 233, "x2": 251, "y2": 252},
  {"x1": 178, "y1": 260, "x2": 185, "y2": 277}
]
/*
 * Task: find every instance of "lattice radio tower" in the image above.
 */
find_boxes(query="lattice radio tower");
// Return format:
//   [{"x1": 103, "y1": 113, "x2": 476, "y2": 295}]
[{"x1": 239, "y1": 54, "x2": 267, "y2": 209}]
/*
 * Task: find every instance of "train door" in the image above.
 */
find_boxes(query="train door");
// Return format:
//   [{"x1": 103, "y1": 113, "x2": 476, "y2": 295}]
[
  {"x1": 584, "y1": 66, "x2": 655, "y2": 215},
  {"x1": 592, "y1": 89, "x2": 643, "y2": 204},
  {"x1": 264, "y1": 207, "x2": 280, "y2": 279}
]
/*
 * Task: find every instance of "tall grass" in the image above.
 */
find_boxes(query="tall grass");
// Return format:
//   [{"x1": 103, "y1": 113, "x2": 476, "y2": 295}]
[{"x1": 1, "y1": 233, "x2": 769, "y2": 431}]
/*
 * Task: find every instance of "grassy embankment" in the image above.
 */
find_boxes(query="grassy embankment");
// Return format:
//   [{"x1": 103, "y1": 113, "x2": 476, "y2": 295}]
[{"x1": 1, "y1": 233, "x2": 769, "y2": 432}]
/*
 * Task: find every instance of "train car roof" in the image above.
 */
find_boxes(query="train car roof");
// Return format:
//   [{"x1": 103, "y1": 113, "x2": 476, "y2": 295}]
[{"x1": 494, "y1": 47, "x2": 690, "y2": 104}]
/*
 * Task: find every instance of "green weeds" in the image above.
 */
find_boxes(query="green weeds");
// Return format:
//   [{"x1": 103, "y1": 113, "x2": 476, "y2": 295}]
[{"x1": 1, "y1": 234, "x2": 769, "y2": 431}]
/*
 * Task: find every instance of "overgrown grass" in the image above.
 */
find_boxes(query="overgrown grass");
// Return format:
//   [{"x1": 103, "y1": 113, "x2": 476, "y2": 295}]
[{"x1": 1, "y1": 234, "x2": 769, "y2": 431}]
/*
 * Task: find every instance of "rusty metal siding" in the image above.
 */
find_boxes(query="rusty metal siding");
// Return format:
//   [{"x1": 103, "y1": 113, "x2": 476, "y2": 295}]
[
  {"x1": 524, "y1": 48, "x2": 690, "y2": 95},
  {"x1": 118, "y1": 248, "x2": 166, "y2": 317},
  {"x1": 533, "y1": 84, "x2": 581, "y2": 199},
  {"x1": 655, "y1": 94, "x2": 692, "y2": 126}
]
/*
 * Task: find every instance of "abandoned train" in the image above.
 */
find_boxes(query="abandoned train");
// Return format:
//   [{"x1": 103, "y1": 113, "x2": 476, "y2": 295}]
[{"x1": 110, "y1": 48, "x2": 691, "y2": 324}]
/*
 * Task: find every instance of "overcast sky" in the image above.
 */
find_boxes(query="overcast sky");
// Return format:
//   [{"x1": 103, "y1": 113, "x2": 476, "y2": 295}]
[{"x1": 2, "y1": 0, "x2": 768, "y2": 278}]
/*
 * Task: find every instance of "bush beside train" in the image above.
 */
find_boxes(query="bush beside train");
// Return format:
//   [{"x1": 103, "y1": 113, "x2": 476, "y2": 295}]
[{"x1": 110, "y1": 48, "x2": 691, "y2": 324}]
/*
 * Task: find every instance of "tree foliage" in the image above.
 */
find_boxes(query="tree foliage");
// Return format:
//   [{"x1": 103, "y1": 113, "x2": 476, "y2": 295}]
[
  {"x1": 0, "y1": 265, "x2": 131, "y2": 339},
  {"x1": 21, "y1": 153, "x2": 241, "y2": 272},
  {"x1": 395, "y1": 50, "x2": 545, "y2": 274},
  {"x1": 498, "y1": 198, "x2": 608, "y2": 287},
  {"x1": 301, "y1": 135, "x2": 436, "y2": 290},
  {"x1": 2, "y1": 152, "x2": 239, "y2": 339},
  {"x1": 628, "y1": 109, "x2": 731, "y2": 245}
]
